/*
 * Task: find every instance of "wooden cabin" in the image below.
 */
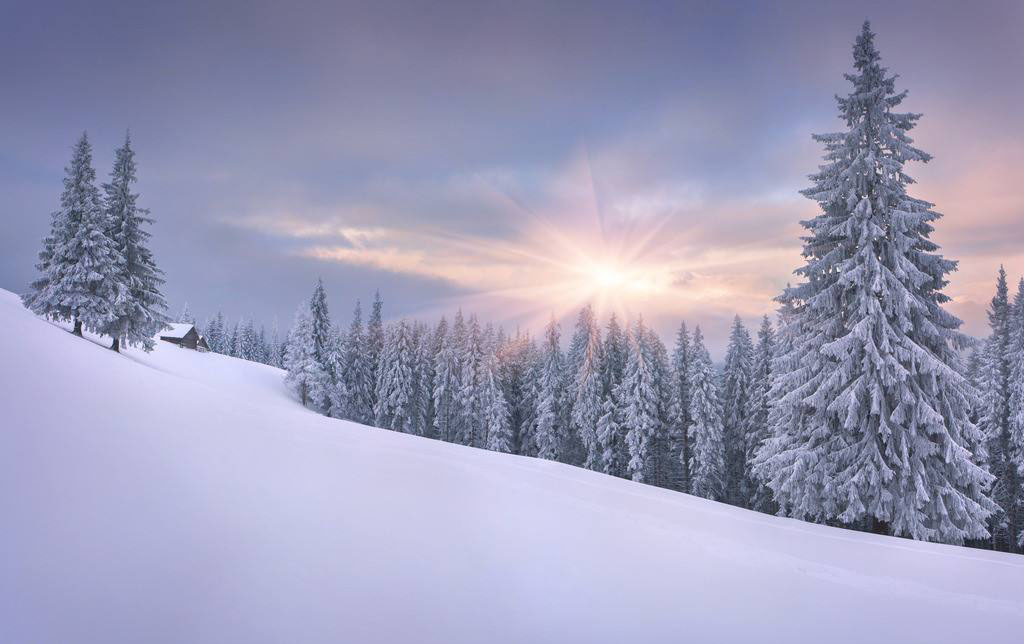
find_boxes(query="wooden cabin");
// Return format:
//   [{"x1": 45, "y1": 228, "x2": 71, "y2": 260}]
[{"x1": 159, "y1": 323, "x2": 210, "y2": 351}]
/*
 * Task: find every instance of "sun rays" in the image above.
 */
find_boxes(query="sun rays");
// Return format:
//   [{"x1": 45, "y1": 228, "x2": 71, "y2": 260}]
[{"x1": 229, "y1": 151, "x2": 791, "y2": 338}]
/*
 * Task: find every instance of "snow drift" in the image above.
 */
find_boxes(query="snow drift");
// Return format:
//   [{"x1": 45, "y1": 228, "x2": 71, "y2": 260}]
[{"x1": 0, "y1": 288, "x2": 1021, "y2": 643}]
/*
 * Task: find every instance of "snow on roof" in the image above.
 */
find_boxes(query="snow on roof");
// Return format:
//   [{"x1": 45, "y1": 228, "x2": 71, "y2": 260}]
[{"x1": 160, "y1": 323, "x2": 197, "y2": 339}]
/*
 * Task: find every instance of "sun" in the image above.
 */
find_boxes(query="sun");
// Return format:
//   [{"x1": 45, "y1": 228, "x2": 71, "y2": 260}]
[{"x1": 587, "y1": 261, "x2": 628, "y2": 290}]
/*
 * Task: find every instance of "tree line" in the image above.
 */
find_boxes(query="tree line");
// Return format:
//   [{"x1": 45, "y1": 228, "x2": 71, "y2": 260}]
[
  {"x1": 276, "y1": 279, "x2": 746, "y2": 494},
  {"x1": 180, "y1": 303, "x2": 286, "y2": 367}
]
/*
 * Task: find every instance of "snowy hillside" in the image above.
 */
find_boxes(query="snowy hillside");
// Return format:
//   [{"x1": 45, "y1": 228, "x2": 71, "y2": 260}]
[{"x1": 0, "y1": 288, "x2": 1021, "y2": 643}]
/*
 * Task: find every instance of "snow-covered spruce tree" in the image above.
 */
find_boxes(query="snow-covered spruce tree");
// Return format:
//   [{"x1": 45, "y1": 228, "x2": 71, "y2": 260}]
[
  {"x1": 100, "y1": 133, "x2": 168, "y2": 352},
  {"x1": 366, "y1": 290, "x2": 385, "y2": 411},
  {"x1": 374, "y1": 320, "x2": 417, "y2": 432},
  {"x1": 517, "y1": 337, "x2": 542, "y2": 457},
  {"x1": 234, "y1": 319, "x2": 248, "y2": 359},
  {"x1": 689, "y1": 326, "x2": 726, "y2": 501},
  {"x1": 284, "y1": 303, "x2": 329, "y2": 409},
  {"x1": 720, "y1": 315, "x2": 754, "y2": 506},
  {"x1": 335, "y1": 300, "x2": 374, "y2": 423},
  {"x1": 323, "y1": 323, "x2": 345, "y2": 389},
  {"x1": 746, "y1": 315, "x2": 777, "y2": 514},
  {"x1": 647, "y1": 324, "x2": 676, "y2": 489},
  {"x1": 596, "y1": 394, "x2": 622, "y2": 477},
  {"x1": 268, "y1": 319, "x2": 282, "y2": 368},
  {"x1": 482, "y1": 348, "x2": 513, "y2": 453},
  {"x1": 307, "y1": 278, "x2": 334, "y2": 412},
  {"x1": 405, "y1": 321, "x2": 433, "y2": 436},
  {"x1": 228, "y1": 320, "x2": 241, "y2": 357},
  {"x1": 24, "y1": 132, "x2": 125, "y2": 337},
  {"x1": 432, "y1": 316, "x2": 459, "y2": 442},
  {"x1": 569, "y1": 304, "x2": 604, "y2": 470},
  {"x1": 671, "y1": 322, "x2": 693, "y2": 492},
  {"x1": 534, "y1": 316, "x2": 565, "y2": 462},
  {"x1": 602, "y1": 314, "x2": 628, "y2": 391},
  {"x1": 1011, "y1": 278, "x2": 1024, "y2": 547},
  {"x1": 981, "y1": 267, "x2": 1022, "y2": 551},
  {"x1": 597, "y1": 314, "x2": 628, "y2": 476},
  {"x1": 178, "y1": 302, "x2": 195, "y2": 325},
  {"x1": 962, "y1": 341, "x2": 991, "y2": 495},
  {"x1": 308, "y1": 279, "x2": 331, "y2": 365},
  {"x1": 456, "y1": 315, "x2": 485, "y2": 447},
  {"x1": 238, "y1": 318, "x2": 258, "y2": 361},
  {"x1": 619, "y1": 319, "x2": 660, "y2": 484},
  {"x1": 753, "y1": 289, "x2": 802, "y2": 511},
  {"x1": 250, "y1": 323, "x2": 262, "y2": 362},
  {"x1": 496, "y1": 331, "x2": 532, "y2": 453},
  {"x1": 221, "y1": 316, "x2": 233, "y2": 355},
  {"x1": 206, "y1": 312, "x2": 226, "y2": 354},
  {"x1": 559, "y1": 305, "x2": 594, "y2": 465},
  {"x1": 757, "y1": 23, "x2": 993, "y2": 544},
  {"x1": 257, "y1": 325, "x2": 269, "y2": 364},
  {"x1": 326, "y1": 321, "x2": 349, "y2": 422}
]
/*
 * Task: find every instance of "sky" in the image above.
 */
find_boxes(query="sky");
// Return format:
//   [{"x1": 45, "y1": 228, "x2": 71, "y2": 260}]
[{"x1": 2, "y1": 0, "x2": 1022, "y2": 355}]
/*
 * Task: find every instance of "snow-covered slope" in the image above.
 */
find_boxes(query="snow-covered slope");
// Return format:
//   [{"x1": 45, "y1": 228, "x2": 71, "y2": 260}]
[{"x1": 1, "y1": 288, "x2": 1021, "y2": 643}]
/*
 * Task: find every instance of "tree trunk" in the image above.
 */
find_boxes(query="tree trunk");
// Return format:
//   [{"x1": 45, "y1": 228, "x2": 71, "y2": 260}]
[
  {"x1": 72, "y1": 319, "x2": 83, "y2": 336},
  {"x1": 110, "y1": 337, "x2": 120, "y2": 352},
  {"x1": 870, "y1": 517, "x2": 891, "y2": 536}
]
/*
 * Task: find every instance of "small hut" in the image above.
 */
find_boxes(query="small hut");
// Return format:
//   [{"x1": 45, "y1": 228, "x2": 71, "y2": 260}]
[{"x1": 159, "y1": 323, "x2": 210, "y2": 351}]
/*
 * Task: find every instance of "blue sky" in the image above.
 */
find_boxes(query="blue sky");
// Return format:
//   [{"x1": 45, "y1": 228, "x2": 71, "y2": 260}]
[{"x1": 2, "y1": 0, "x2": 1022, "y2": 353}]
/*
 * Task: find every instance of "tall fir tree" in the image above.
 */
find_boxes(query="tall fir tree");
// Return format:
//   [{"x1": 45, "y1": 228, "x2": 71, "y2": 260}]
[
  {"x1": 1010, "y1": 278, "x2": 1024, "y2": 547},
  {"x1": 100, "y1": 133, "x2": 168, "y2": 351},
  {"x1": 374, "y1": 320, "x2": 416, "y2": 432},
  {"x1": 24, "y1": 132, "x2": 125, "y2": 337},
  {"x1": 238, "y1": 318, "x2": 258, "y2": 361},
  {"x1": 482, "y1": 348, "x2": 513, "y2": 453},
  {"x1": 596, "y1": 394, "x2": 622, "y2": 477},
  {"x1": 268, "y1": 318, "x2": 282, "y2": 367},
  {"x1": 981, "y1": 267, "x2": 1022, "y2": 551},
  {"x1": 228, "y1": 320, "x2": 241, "y2": 357},
  {"x1": 496, "y1": 331, "x2": 532, "y2": 453},
  {"x1": 308, "y1": 279, "x2": 332, "y2": 367},
  {"x1": 517, "y1": 337, "x2": 542, "y2": 457},
  {"x1": 688, "y1": 326, "x2": 726, "y2": 501},
  {"x1": 206, "y1": 312, "x2": 226, "y2": 354},
  {"x1": 597, "y1": 314, "x2": 628, "y2": 476},
  {"x1": 178, "y1": 302, "x2": 195, "y2": 325},
  {"x1": 367, "y1": 290, "x2": 385, "y2": 411},
  {"x1": 257, "y1": 325, "x2": 269, "y2": 364},
  {"x1": 746, "y1": 315, "x2": 777, "y2": 513},
  {"x1": 456, "y1": 315, "x2": 485, "y2": 447},
  {"x1": 671, "y1": 322, "x2": 693, "y2": 492},
  {"x1": 569, "y1": 304, "x2": 604, "y2": 470},
  {"x1": 408, "y1": 321, "x2": 434, "y2": 436},
  {"x1": 756, "y1": 23, "x2": 993, "y2": 543},
  {"x1": 284, "y1": 303, "x2": 329, "y2": 409},
  {"x1": 432, "y1": 315, "x2": 459, "y2": 442},
  {"x1": 721, "y1": 315, "x2": 754, "y2": 506},
  {"x1": 645, "y1": 324, "x2": 675, "y2": 488},
  {"x1": 534, "y1": 316, "x2": 565, "y2": 462},
  {"x1": 308, "y1": 278, "x2": 334, "y2": 412},
  {"x1": 619, "y1": 319, "x2": 660, "y2": 483},
  {"x1": 338, "y1": 300, "x2": 375, "y2": 423}
]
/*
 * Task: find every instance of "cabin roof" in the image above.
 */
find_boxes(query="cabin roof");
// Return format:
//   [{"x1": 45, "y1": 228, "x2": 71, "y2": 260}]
[{"x1": 160, "y1": 323, "x2": 197, "y2": 339}]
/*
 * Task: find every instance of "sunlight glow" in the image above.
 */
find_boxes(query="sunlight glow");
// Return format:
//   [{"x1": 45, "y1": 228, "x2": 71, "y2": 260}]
[
  {"x1": 575, "y1": 258, "x2": 664, "y2": 296},
  {"x1": 250, "y1": 151, "x2": 789, "y2": 334}
]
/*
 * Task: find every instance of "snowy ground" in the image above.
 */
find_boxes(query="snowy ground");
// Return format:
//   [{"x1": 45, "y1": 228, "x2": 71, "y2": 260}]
[{"x1": 0, "y1": 288, "x2": 1022, "y2": 643}]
